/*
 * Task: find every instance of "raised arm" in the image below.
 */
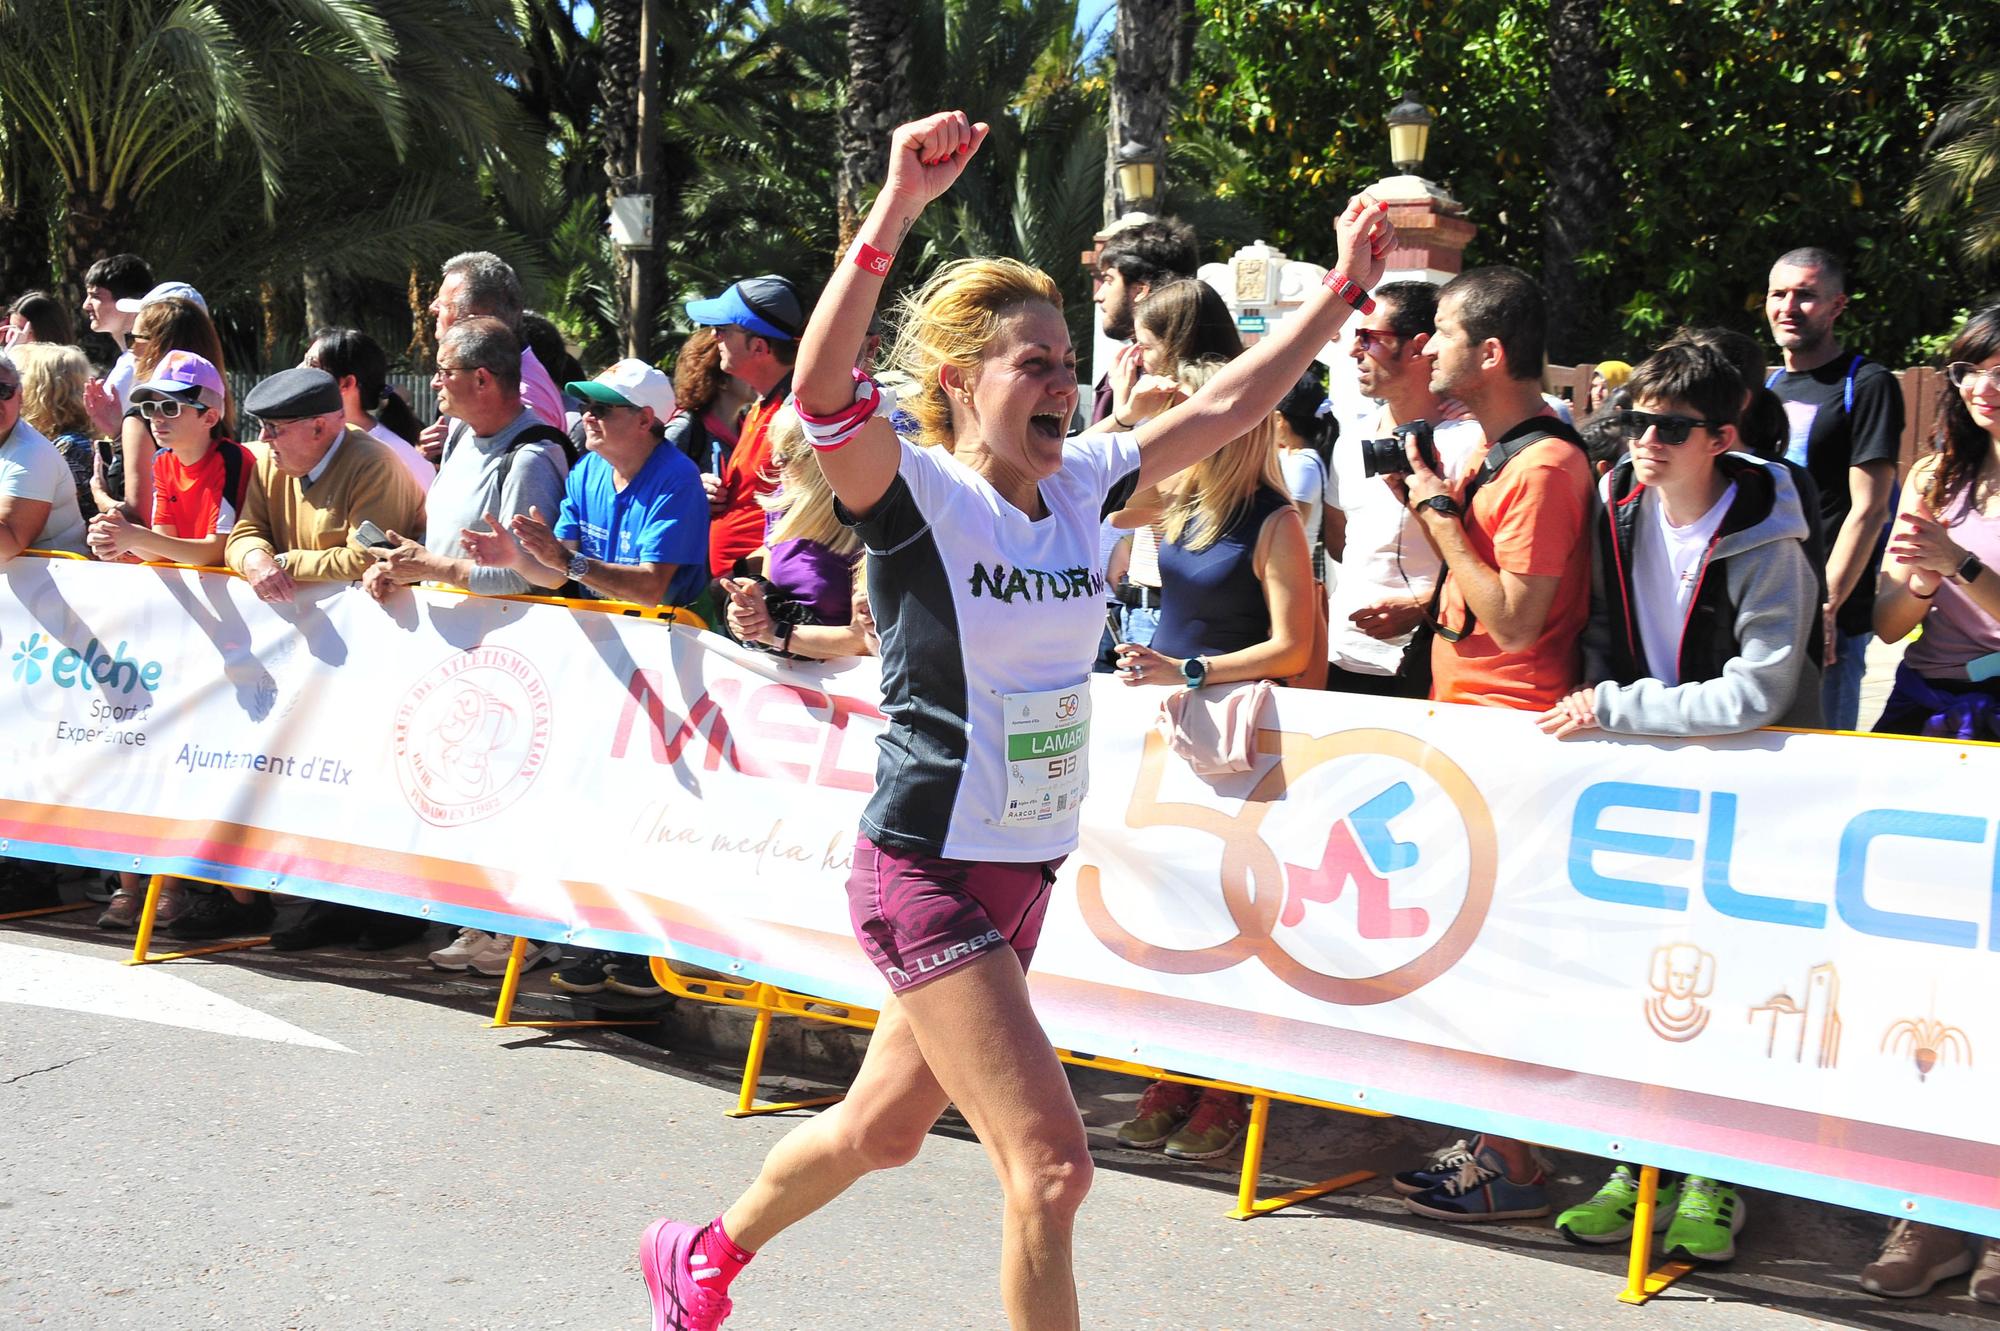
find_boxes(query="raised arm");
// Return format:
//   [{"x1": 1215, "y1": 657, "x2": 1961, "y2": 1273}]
[
  {"x1": 1132, "y1": 196, "x2": 1394, "y2": 491},
  {"x1": 797, "y1": 111, "x2": 989, "y2": 520}
]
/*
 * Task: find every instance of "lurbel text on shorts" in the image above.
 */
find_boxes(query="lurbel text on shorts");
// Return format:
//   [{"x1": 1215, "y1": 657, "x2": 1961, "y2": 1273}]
[
  {"x1": 967, "y1": 563, "x2": 1104, "y2": 604},
  {"x1": 888, "y1": 929, "x2": 1007, "y2": 985}
]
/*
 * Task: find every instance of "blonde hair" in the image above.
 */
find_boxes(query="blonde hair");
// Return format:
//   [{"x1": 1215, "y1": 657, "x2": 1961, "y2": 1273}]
[
  {"x1": 11, "y1": 343, "x2": 92, "y2": 438},
  {"x1": 1159, "y1": 360, "x2": 1286, "y2": 553},
  {"x1": 887, "y1": 257, "x2": 1063, "y2": 449},
  {"x1": 760, "y1": 409, "x2": 862, "y2": 557}
]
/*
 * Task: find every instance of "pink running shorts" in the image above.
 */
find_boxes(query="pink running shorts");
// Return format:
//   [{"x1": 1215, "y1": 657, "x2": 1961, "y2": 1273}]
[{"x1": 845, "y1": 835, "x2": 1063, "y2": 992}]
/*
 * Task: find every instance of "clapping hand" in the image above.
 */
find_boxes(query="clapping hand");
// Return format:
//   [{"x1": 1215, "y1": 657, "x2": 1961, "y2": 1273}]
[
  {"x1": 458, "y1": 511, "x2": 519, "y2": 569},
  {"x1": 721, "y1": 577, "x2": 777, "y2": 648},
  {"x1": 507, "y1": 505, "x2": 568, "y2": 571},
  {"x1": 1886, "y1": 510, "x2": 1966, "y2": 579}
]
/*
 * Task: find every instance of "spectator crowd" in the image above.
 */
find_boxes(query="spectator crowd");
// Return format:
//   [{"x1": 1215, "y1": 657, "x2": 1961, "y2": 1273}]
[{"x1": 0, "y1": 228, "x2": 1993, "y2": 1305}]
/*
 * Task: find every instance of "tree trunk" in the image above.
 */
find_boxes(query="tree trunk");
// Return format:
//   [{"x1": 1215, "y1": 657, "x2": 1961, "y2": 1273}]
[
  {"x1": 837, "y1": 0, "x2": 913, "y2": 251},
  {"x1": 1106, "y1": 0, "x2": 1195, "y2": 223},
  {"x1": 1543, "y1": 0, "x2": 1616, "y2": 363},
  {"x1": 600, "y1": 0, "x2": 660, "y2": 360},
  {"x1": 59, "y1": 195, "x2": 128, "y2": 314},
  {"x1": 302, "y1": 268, "x2": 336, "y2": 336}
]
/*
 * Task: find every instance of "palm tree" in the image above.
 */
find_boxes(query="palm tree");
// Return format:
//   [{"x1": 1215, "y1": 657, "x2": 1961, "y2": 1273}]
[
  {"x1": 1543, "y1": 0, "x2": 1616, "y2": 362},
  {"x1": 839, "y1": 0, "x2": 914, "y2": 249},
  {"x1": 1909, "y1": 66, "x2": 2000, "y2": 269},
  {"x1": 0, "y1": 0, "x2": 405, "y2": 298}
]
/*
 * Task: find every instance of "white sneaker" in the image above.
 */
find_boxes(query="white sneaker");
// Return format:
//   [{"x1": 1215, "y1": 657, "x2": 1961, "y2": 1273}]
[
  {"x1": 429, "y1": 927, "x2": 492, "y2": 971},
  {"x1": 469, "y1": 934, "x2": 561, "y2": 977}
]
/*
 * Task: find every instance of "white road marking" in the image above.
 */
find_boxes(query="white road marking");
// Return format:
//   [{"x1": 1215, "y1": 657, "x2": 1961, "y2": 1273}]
[{"x1": 0, "y1": 941, "x2": 351, "y2": 1051}]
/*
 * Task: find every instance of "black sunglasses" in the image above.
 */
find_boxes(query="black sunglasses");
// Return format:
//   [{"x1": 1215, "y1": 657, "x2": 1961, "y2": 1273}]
[{"x1": 1615, "y1": 409, "x2": 1724, "y2": 445}]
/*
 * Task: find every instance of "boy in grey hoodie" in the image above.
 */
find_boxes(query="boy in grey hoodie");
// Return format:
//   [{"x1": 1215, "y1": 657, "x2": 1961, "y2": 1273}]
[
  {"x1": 1534, "y1": 339, "x2": 1820, "y2": 1263},
  {"x1": 1542, "y1": 340, "x2": 1823, "y2": 740}
]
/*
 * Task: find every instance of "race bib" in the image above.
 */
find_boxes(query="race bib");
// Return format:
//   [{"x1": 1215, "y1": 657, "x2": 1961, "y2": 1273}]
[{"x1": 997, "y1": 684, "x2": 1090, "y2": 826}]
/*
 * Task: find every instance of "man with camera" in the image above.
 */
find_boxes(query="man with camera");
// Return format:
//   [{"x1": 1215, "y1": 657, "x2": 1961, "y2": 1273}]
[
  {"x1": 1326, "y1": 280, "x2": 1485, "y2": 695},
  {"x1": 1385, "y1": 265, "x2": 1595, "y2": 1224}
]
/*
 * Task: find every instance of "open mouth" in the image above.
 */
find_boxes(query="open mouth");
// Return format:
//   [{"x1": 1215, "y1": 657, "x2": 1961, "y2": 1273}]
[{"x1": 1029, "y1": 410, "x2": 1066, "y2": 442}]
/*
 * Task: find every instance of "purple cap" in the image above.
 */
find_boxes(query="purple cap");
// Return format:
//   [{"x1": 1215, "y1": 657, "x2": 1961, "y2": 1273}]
[{"x1": 130, "y1": 350, "x2": 225, "y2": 413}]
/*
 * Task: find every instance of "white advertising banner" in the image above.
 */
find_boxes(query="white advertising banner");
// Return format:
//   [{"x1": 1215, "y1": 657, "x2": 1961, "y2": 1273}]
[{"x1": 2, "y1": 556, "x2": 1994, "y2": 1235}]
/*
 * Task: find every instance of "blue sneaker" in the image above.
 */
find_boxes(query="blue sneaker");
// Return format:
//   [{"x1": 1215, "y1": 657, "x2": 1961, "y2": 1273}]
[
  {"x1": 1391, "y1": 1136, "x2": 1477, "y2": 1196},
  {"x1": 1403, "y1": 1143, "x2": 1552, "y2": 1222}
]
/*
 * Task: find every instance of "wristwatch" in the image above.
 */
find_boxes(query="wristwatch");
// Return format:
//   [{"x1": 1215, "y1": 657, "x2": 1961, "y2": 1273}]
[
  {"x1": 566, "y1": 550, "x2": 590, "y2": 581},
  {"x1": 1418, "y1": 494, "x2": 1463, "y2": 519},
  {"x1": 1957, "y1": 551, "x2": 1985, "y2": 586},
  {"x1": 1181, "y1": 656, "x2": 1210, "y2": 689}
]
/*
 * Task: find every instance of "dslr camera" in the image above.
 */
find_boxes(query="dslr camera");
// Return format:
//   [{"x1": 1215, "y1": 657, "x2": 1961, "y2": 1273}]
[{"x1": 1359, "y1": 419, "x2": 1439, "y2": 478}]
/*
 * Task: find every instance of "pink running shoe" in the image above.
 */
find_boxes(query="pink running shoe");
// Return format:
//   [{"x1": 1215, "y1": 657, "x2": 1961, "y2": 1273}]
[{"x1": 640, "y1": 1218, "x2": 734, "y2": 1331}]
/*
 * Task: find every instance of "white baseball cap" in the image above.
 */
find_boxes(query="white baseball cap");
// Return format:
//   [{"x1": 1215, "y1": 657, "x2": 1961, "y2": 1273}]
[
  {"x1": 566, "y1": 358, "x2": 676, "y2": 419},
  {"x1": 116, "y1": 281, "x2": 208, "y2": 315}
]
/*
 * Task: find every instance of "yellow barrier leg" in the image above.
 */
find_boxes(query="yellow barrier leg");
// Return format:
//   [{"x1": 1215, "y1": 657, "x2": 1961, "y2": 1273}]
[
  {"x1": 125, "y1": 876, "x2": 272, "y2": 965},
  {"x1": 0, "y1": 865, "x2": 94, "y2": 923},
  {"x1": 725, "y1": 984, "x2": 844, "y2": 1118},
  {"x1": 126, "y1": 873, "x2": 166, "y2": 964},
  {"x1": 1226, "y1": 1091, "x2": 1377, "y2": 1220},
  {"x1": 489, "y1": 936, "x2": 654, "y2": 1031},
  {"x1": 1618, "y1": 1165, "x2": 1696, "y2": 1304}
]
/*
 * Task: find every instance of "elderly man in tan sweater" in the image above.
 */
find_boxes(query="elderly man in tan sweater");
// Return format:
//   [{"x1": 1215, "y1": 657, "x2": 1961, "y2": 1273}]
[{"x1": 225, "y1": 367, "x2": 426, "y2": 603}]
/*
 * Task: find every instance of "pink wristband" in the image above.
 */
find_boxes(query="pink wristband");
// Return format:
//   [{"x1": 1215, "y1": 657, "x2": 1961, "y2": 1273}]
[{"x1": 850, "y1": 240, "x2": 893, "y2": 277}]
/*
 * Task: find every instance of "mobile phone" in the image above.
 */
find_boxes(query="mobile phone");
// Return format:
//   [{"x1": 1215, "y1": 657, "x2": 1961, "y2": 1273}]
[
  {"x1": 94, "y1": 438, "x2": 126, "y2": 503},
  {"x1": 1105, "y1": 607, "x2": 1126, "y2": 648},
  {"x1": 353, "y1": 519, "x2": 396, "y2": 551}
]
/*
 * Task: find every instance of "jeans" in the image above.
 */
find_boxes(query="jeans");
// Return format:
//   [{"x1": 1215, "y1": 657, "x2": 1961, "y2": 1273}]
[
  {"x1": 1820, "y1": 627, "x2": 1872, "y2": 732},
  {"x1": 1121, "y1": 604, "x2": 1160, "y2": 648}
]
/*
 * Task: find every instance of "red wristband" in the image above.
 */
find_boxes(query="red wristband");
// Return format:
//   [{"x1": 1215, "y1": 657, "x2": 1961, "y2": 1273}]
[
  {"x1": 1323, "y1": 270, "x2": 1376, "y2": 315},
  {"x1": 850, "y1": 240, "x2": 893, "y2": 277}
]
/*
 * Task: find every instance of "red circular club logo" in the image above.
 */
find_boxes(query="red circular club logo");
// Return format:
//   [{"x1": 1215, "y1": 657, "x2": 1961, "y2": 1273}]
[{"x1": 392, "y1": 646, "x2": 553, "y2": 827}]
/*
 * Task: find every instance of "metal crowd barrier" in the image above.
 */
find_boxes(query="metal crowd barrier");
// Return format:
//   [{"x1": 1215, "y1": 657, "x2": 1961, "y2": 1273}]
[{"x1": 8, "y1": 547, "x2": 1696, "y2": 1305}]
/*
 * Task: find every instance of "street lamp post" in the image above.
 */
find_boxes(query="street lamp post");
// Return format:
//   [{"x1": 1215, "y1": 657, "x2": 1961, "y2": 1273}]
[
  {"x1": 1386, "y1": 91, "x2": 1434, "y2": 177},
  {"x1": 1114, "y1": 139, "x2": 1163, "y2": 216}
]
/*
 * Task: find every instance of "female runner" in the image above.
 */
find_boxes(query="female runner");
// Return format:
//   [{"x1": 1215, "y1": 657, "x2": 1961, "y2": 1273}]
[{"x1": 639, "y1": 109, "x2": 1393, "y2": 1331}]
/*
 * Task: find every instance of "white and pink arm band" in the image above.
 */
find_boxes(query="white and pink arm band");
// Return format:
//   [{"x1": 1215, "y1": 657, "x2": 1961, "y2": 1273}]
[{"x1": 789, "y1": 368, "x2": 898, "y2": 453}]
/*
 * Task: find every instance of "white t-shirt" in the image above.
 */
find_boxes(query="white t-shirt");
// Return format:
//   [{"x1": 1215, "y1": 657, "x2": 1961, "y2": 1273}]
[
  {"x1": 105, "y1": 350, "x2": 138, "y2": 416},
  {"x1": 370, "y1": 421, "x2": 437, "y2": 493},
  {"x1": 1631, "y1": 483, "x2": 1736, "y2": 687},
  {"x1": 0, "y1": 419, "x2": 90, "y2": 554},
  {"x1": 1322, "y1": 410, "x2": 1484, "y2": 673},
  {"x1": 1280, "y1": 447, "x2": 1325, "y2": 557},
  {"x1": 845, "y1": 433, "x2": 1144, "y2": 863}
]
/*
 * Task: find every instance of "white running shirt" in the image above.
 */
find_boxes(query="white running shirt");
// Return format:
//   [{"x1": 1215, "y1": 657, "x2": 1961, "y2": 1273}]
[{"x1": 844, "y1": 433, "x2": 1143, "y2": 863}]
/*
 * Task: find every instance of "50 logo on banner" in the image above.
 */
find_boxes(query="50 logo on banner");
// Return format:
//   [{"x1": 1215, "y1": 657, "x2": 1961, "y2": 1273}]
[{"x1": 1077, "y1": 728, "x2": 1496, "y2": 1006}]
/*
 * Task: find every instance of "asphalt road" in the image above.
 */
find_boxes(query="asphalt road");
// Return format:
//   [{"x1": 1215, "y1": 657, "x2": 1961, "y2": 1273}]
[{"x1": 2, "y1": 913, "x2": 1991, "y2": 1331}]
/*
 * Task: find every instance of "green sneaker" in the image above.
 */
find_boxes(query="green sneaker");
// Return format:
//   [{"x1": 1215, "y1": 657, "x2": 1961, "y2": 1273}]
[
  {"x1": 1114, "y1": 1081, "x2": 1196, "y2": 1149},
  {"x1": 1663, "y1": 1176, "x2": 1747, "y2": 1262},
  {"x1": 1555, "y1": 1165, "x2": 1679, "y2": 1245}
]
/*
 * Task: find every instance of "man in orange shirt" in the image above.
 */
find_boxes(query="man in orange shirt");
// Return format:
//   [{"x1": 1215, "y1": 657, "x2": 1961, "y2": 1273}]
[
  {"x1": 1386, "y1": 265, "x2": 1594, "y2": 1223},
  {"x1": 685, "y1": 275, "x2": 810, "y2": 579}
]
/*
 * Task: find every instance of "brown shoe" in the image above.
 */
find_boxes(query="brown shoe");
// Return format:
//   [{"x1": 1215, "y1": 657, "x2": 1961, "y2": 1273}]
[
  {"x1": 95, "y1": 890, "x2": 143, "y2": 931},
  {"x1": 1859, "y1": 1220, "x2": 1973, "y2": 1298},
  {"x1": 154, "y1": 880, "x2": 188, "y2": 926},
  {"x1": 1972, "y1": 1239, "x2": 2000, "y2": 1305}
]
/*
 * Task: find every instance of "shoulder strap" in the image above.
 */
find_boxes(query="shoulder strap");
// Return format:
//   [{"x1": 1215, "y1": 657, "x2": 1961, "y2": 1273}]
[
  {"x1": 1843, "y1": 354, "x2": 1863, "y2": 414},
  {"x1": 219, "y1": 439, "x2": 247, "y2": 509},
  {"x1": 1432, "y1": 420, "x2": 1590, "y2": 641}
]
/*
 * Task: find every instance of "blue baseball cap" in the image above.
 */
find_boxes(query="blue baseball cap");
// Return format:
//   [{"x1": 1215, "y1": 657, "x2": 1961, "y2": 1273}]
[{"x1": 684, "y1": 275, "x2": 806, "y2": 343}]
